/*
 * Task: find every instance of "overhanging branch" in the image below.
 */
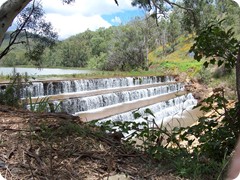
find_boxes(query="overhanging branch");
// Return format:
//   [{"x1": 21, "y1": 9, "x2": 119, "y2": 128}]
[{"x1": 0, "y1": 1, "x2": 36, "y2": 59}]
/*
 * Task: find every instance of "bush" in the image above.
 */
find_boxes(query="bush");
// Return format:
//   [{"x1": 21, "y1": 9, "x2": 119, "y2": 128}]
[{"x1": 0, "y1": 72, "x2": 29, "y2": 107}]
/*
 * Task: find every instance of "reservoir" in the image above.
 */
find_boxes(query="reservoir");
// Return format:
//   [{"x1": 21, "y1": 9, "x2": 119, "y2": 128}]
[{"x1": 0, "y1": 67, "x2": 93, "y2": 76}]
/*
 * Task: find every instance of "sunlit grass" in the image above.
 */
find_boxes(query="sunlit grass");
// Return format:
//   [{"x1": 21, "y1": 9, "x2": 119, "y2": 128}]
[{"x1": 148, "y1": 35, "x2": 202, "y2": 76}]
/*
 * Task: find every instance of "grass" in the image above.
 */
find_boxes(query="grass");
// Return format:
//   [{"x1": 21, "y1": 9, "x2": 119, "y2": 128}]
[{"x1": 148, "y1": 35, "x2": 203, "y2": 77}]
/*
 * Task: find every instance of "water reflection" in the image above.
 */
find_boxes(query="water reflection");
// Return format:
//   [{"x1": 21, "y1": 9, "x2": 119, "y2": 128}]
[{"x1": 0, "y1": 67, "x2": 93, "y2": 76}]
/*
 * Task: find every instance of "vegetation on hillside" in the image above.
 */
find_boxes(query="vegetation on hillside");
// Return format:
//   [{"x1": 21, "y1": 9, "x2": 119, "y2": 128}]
[{"x1": 148, "y1": 35, "x2": 202, "y2": 76}]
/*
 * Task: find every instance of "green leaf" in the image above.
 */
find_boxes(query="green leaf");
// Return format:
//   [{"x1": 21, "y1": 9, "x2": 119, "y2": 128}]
[
  {"x1": 203, "y1": 61, "x2": 209, "y2": 68},
  {"x1": 144, "y1": 108, "x2": 155, "y2": 117},
  {"x1": 133, "y1": 112, "x2": 141, "y2": 119},
  {"x1": 210, "y1": 59, "x2": 216, "y2": 64},
  {"x1": 217, "y1": 60, "x2": 223, "y2": 67}
]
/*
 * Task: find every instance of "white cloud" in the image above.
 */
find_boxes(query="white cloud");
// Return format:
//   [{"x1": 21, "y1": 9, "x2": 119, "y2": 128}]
[
  {"x1": 42, "y1": 0, "x2": 135, "y2": 16},
  {"x1": 41, "y1": 0, "x2": 136, "y2": 39},
  {"x1": 46, "y1": 13, "x2": 111, "y2": 39},
  {"x1": 0, "y1": 0, "x2": 138, "y2": 39},
  {"x1": 235, "y1": 0, "x2": 240, "y2": 6},
  {"x1": 111, "y1": 16, "x2": 122, "y2": 24}
]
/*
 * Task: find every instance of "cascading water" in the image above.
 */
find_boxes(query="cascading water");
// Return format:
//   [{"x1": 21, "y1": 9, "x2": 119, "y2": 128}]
[
  {"x1": 1, "y1": 75, "x2": 199, "y2": 126},
  {"x1": 100, "y1": 93, "x2": 198, "y2": 124},
  {"x1": 59, "y1": 83, "x2": 184, "y2": 114},
  {"x1": 0, "y1": 76, "x2": 175, "y2": 98}
]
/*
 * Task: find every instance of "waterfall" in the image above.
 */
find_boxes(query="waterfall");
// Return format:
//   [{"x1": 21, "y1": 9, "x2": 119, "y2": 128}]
[
  {"x1": 0, "y1": 74, "x2": 201, "y2": 130},
  {"x1": 59, "y1": 83, "x2": 184, "y2": 114},
  {"x1": 0, "y1": 76, "x2": 175, "y2": 98},
  {"x1": 24, "y1": 82, "x2": 44, "y2": 97},
  {"x1": 100, "y1": 93, "x2": 197, "y2": 124},
  {"x1": 0, "y1": 75, "x2": 199, "y2": 128}
]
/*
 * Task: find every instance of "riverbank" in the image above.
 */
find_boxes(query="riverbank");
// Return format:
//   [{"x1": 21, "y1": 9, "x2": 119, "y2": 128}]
[{"x1": 0, "y1": 67, "x2": 170, "y2": 82}]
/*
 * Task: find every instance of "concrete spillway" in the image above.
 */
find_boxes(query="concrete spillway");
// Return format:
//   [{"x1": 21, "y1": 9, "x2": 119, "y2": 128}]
[
  {"x1": 0, "y1": 76, "x2": 175, "y2": 98},
  {"x1": 1, "y1": 76, "x2": 198, "y2": 123}
]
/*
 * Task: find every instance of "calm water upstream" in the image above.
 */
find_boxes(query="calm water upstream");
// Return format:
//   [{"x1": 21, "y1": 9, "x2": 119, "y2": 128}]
[{"x1": 0, "y1": 67, "x2": 93, "y2": 76}]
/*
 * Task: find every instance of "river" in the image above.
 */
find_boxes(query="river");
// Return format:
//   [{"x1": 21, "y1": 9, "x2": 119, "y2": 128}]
[{"x1": 0, "y1": 67, "x2": 93, "y2": 76}]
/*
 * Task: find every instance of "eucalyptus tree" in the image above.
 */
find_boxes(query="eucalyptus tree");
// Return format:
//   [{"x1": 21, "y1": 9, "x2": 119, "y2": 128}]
[
  {"x1": 128, "y1": 16, "x2": 161, "y2": 68},
  {"x1": 106, "y1": 24, "x2": 146, "y2": 71},
  {"x1": 167, "y1": 10, "x2": 181, "y2": 51},
  {"x1": 0, "y1": 0, "x2": 60, "y2": 65},
  {"x1": 131, "y1": 0, "x2": 240, "y2": 97},
  {"x1": 0, "y1": 0, "x2": 74, "y2": 46}
]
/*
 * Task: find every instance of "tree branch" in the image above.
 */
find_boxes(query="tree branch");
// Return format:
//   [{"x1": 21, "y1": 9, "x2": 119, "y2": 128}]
[
  {"x1": 236, "y1": 46, "x2": 240, "y2": 102},
  {"x1": 0, "y1": 1, "x2": 36, "y2": 59},
  {"x1": 0, "y1": 0, "x2": 32, "y2": 46}
]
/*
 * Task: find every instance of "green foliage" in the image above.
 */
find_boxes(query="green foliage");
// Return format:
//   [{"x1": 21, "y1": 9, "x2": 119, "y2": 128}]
[
  {"x1": 190, "y1": 19, "x2": 240, "y2": 69},
  {"x1": 96, "y1": 91, "x2": 238, "y2": 179},
  {"x1": 41, "y1": 27, "x2": 114, "y2": 68},
  {"x1": 0, "y1": 1, "x2": 57, "y2": 65},
  {"x1": 181, "y1": 90, "x2": 239, "y2": 162},
  {"x1": 181, "y1": 0, "x2": 217, "y2": 33},
  {"x1": 27, "y1": 91, "x2": 62, "y2": 113},
  {"x1": 196, "y1": 67, "x2": 212, "y2": 84},
  {"x1": 105, "y1": 24, "x2": 147, "y2": 71},
  {"x1": 87, "y1": 52, "x2": 107, "y2": 70},
  {"x1": 167, "y1": 10, "x2": 182, "y2": 51},
  {"x1": 0, "y1": 71, "x2": 29, "y2": 107},
  {"x1": 28, "y1": 95, "x2": 51, "y2": 113}
]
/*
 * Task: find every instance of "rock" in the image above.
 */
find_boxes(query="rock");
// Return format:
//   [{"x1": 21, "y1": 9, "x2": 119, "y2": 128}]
[
  {"x1": 103, "y1": 173, "x2": 130, "y2": 180},
  {"x1": 193, "y1": 92, "x2": 201, "y2": 100}
]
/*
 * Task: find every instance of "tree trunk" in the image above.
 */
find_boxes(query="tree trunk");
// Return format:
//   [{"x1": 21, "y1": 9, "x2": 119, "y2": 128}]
[
  {"x1": 144, "y1": 35, "x2": 149, "y2": 68},
  {"x1": 236, "y1": 47, "x2": 240, "y2": 102},
  {"x1": 0, "y1": 0, "x2": 31, "y2": 46}
]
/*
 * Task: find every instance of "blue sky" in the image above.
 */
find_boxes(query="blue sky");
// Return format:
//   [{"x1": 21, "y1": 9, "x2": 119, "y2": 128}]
[{"x1": 102, "y1": 9, "x2": 145, "y2": 26}]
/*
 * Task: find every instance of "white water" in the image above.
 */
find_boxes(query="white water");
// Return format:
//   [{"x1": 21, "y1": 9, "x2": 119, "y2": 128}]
[
  {"x1": 19, "y1": 76, "x2": 175, "y2": 97},
  {"x1": 59, "y1": 83, "x2": 184, "y2": 114},
  {"x1": 100, "y1": 93, "x2": 197, "y2": 125},
  {"x1": 1, "y1": 76, "x2": 198, "y2": 126},
  {"x1": 0, "y1": 76, "x2": 175, "y2": 98}
]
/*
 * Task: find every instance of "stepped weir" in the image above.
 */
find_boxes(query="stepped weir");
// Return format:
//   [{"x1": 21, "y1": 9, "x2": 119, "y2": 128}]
[{"x1": 0, "y1": 76, "x2": 198, "y2": 123}]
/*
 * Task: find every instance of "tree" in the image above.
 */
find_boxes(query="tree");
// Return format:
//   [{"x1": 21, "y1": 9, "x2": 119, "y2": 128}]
[
  {"x1": 0, "y1": 0, "x2": 77, "y2": 64},
  {"x1": 131, "y1": 0, "x2": 196, "y2": 25},
  {"x1": 167, "y1": 10, "x2": 181, "y2": 51},
  {"x1": 59, "y1": 40, "x2": 89, "y2": 67},
  {"x1": 179, "y1": 0, "x2": 216, "y2": 33},
  {"x1": 190, "y1": 19, "x2": 240, "y2": 101},
  {"x1": 128, "y1": 16, "x2": 161, "y2": 69},
  {"x1": 105, "y1": 24, "x2": 146, "y2": 71},
  {"x1": 0, "y1": 0, "x2": 61, "y2": 65},
  {"x1": 131, "y1": 0, "x2": 240, "y2": 100},
  {"x1": 0, "y1": 0, "x2": 74, "y2": 46}
]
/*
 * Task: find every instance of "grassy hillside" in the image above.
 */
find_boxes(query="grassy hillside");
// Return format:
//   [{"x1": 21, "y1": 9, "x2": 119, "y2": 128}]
[{"x1": 148, "y1": 35, "x2": 203, "y2": 77}]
